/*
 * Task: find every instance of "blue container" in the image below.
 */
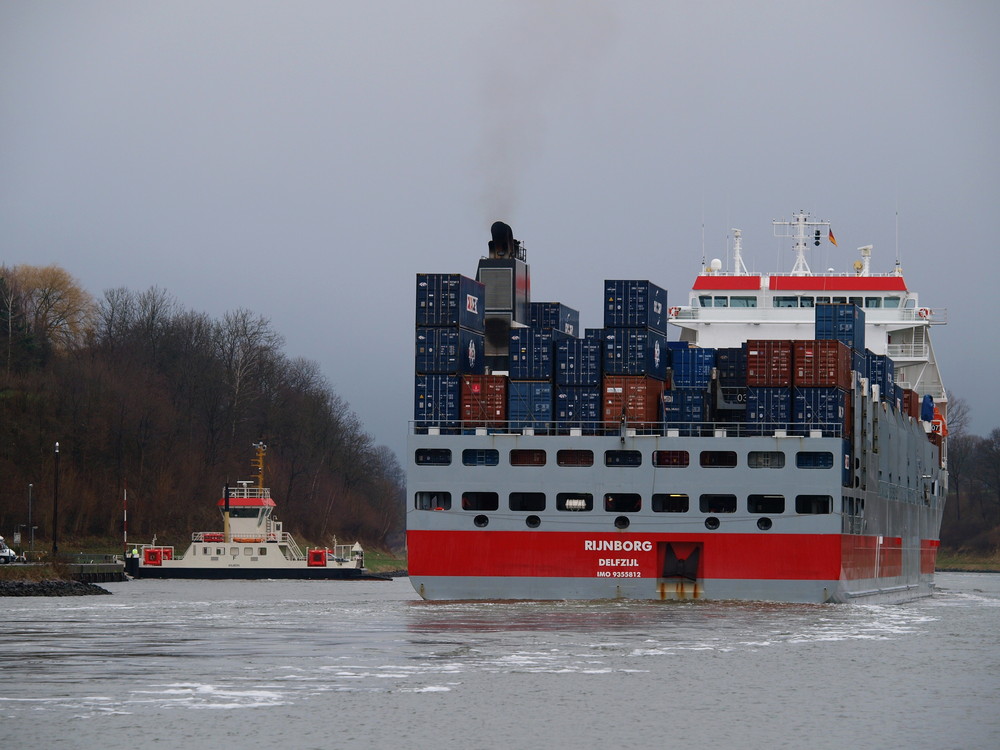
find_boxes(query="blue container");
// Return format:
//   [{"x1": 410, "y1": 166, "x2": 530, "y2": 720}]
[
  {"x1": 415, "y1": 274, "x2": 485, "y2": 331},
  {"x1": 509, "y1": 329, "x2": 567, "y2": 380},
  {"x1": 414, "y1": 374, "x2": 460, "y2": 427},
  {"x1": 661, "y1": 389, "x2": 707, "y2": 425},
  {"x1": 555, "y1": 337, "x2": 603, "y2": 386},
  {"x1": 715, "y1": 346, "x2": 747, "y2": 387},
  {"x1": 554, "y1": 385, "x2": 602, "y2": 428},
  {"x1": 794, "y1": 387, "x2": 848, "y2": 436},
  {"x1": 851, "y1": 349, "x2": 866, "y2": 377},
  {"x1": 671, "y1": 347, "x2": 716, "y2": 389},
  {"x1": 530, "y1": 302, "x2": 580, "y2": 337},
  {"x1": 508, "y1": 380, "x2": 553, "y2": 429},
  {"x1": 602, "y1": 328, "x2": 669, "y2": 380},
  {"x1": 415, "y1": 327, "x2": 485, "y2": 375},
  {"x1": 815, "y1": 303, "x2": 865, "y2": 352},
  {"x1": 603, "y1": 280, "x2": 668, "y2": 333},
  {"x1": 746, "y1": 387, "x2": 792, "y2": 429},
  {"x1": 865, "y1": 351, "x2": 895, "y2": 397}
]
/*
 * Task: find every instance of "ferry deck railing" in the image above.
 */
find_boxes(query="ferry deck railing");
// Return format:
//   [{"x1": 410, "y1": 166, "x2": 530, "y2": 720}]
[{"x1": 409, "y1": 420, "x2": 845, "y2": 439}]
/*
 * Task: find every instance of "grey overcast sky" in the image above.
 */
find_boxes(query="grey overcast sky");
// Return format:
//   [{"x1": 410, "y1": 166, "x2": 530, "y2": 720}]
[{"x1": 2, "y1": 1, "x2": 998, "y2": 460}]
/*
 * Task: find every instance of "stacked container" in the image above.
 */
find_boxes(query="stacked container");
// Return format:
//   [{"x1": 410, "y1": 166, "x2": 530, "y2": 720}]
[
  {"x1": 529, "y1": 302, "x2": 580, "y2": 337},
  {"x1": 554, "y1": 331, "x2": 603, "y2": 432},
  {"x1": 461, "y1": 374, "x2": 507, "y2": 427},
  {"x1": 414, "y1": 274, "x2": 486, "y2": 428},
  {"x1": 792, "y1": 339, "x2": 852, "y2": 436}
]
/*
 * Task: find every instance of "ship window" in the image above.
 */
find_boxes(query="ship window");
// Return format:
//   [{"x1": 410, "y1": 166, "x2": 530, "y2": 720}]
[
  {"x1": 800, "y1": 297, "x2": 815, "y2": 308},
  {"x1": 748, "y1": 494, "x2": 785, "y2": 513},
  {"x1": 258, "y1": 548, "x2": 267, "y2": 555},
  {"x1": 244, "y1": 547, "x2": 253, "y2": 556},
  {"x1": 796, "y1": 495, "x2": 832, "y2": 514},
  {"x1": 713, "y1": 296, "x2": 729, "y2": 307},
  {"x1": 700, "y1": 494, "x2": 737, "y2": 513},
  {"x1": 832, "y1": 296, "x2": 847, "y2": 304},
  {"x1": 415, "y1": 491, "x2": 452, "y2": 510},
  {"x1": 698, "y1": 295, "x2": 712, "y2": 307},
  {"x1": 510, "y1": 449, "x2": 546, "y2": 466},
  {"x1": 230, "y1": 547, "x2": 239, "y2": 557},
  {"x1": 557, "y1": 493, "x2": 593, "y2": 511},
  {"x1": 415, "y1": 448, "x2": 452, "y2": 466},
  {"x1": 605, "y1": 493, "x2": 641, "y2": 512},
  {"x1": 748, "y1": 451, "x2": 785, "y2": 468},
  {"x1": 796, "y1": 451, "x2": 834, "y2": 469},
  {"x1": 815, "y1": 296, "x2": 831, "y2": 304},
  {"x1": 462, "y1": 492, "x2": 499, "y2": 511},
  {"x1": 605, "y1": 450, "x2": 642, "y2": 467},
  {"x1": 557, "y1": 449, "x2": 594, "y2": 467},
  {"x1": 730, "y1": 296, "x2": 757, "y2": 308},
  {"x1": 865, "y1": 297, "x2": 882, "y2": 308},
  {"x1": 884, "y1": 297, "x2": 901, "y2": 309},
  {"x1": 509, "y1": 492, "x2": 545, "y2": 511},
  {"x1": 774, "y1": 296, "x2": 799, "y2": 308},
  {"x1": 652, "y1": 493, "x2": 689, "y2": 512},
  {"x1": 653, "y1": 450, "x2": 690, "y2": 467},
  {"x1": 700, "y1": 450, "x2": 737, "y2": 468},
  {"x1": 463, "y1": 449, "x2": 499, "y2": 466},
  {"x1": 848, "y1": 296, "x2": 862, "y2": 307}
]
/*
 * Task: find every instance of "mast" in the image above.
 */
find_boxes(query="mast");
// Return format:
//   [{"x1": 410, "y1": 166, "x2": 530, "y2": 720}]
[
  {"x1": 731, "y1": 228, "x2": 748, "y2": 275},
  {"x1": 773, "y1": 210, "x2": 832, "y2": 276}
]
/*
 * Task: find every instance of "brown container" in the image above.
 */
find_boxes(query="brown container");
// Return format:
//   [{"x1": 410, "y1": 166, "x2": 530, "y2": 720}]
[
  {"x1": 461, "y1": 374, "x2": 507, "y2": 427},
  {"x1": 602, "y1": 375, "x2": 664, "y2": 428},
  {"x1": 746, "y1": 340, "x2": 793, "y2": 387},
  {"x1": 794, "y1": 339, "x2": 852, "y2": 388},
  {"x1": 902, "y1": 389, "x2": 921, "y2": 420}
]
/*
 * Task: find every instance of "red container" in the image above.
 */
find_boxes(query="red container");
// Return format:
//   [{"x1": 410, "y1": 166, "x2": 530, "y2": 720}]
[
  {"x1": 602, "y1": 375, "x2": 663, "y2": 427},
  {"x1": 794, "y1": 339, "x2": 852, "y2": 388},
  {"x1": 746, "y1": 340, "x2": 793, "y2": 387},
  {"x1": 461, "y1": 374, "x2": 507, "y2": 426},
  {"x1": 902, "y1": 389, "x2": 921, "y2": 419}
]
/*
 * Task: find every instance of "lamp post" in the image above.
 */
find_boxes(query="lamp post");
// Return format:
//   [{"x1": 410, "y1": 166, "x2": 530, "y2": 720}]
[
  {"x1": 27, "y1": 483, "x2": 33, "y2": 560},
  {"x1": 52, "y1": 442, "x2": 59, "y2": 555}
]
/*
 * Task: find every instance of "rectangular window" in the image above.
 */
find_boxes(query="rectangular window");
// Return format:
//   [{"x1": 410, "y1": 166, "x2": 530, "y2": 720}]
[
  {"x1": 258, "y1": 548, "x2": 268, "y2": 556},
  {"x1": 796, "y1": 451, "x2": 834, "y2": 469},
  {"x1": 510, "y1": 449, "x2": 546, "y2": 466},
  {"x1": 605, "y1": 450, "x2": 642, "y2": 467},
  {"x1": 463, "y1": 449, "x2": 499, "y2": 466},
  {"x1": 713, "y1": 296, "x2": 729, "y2": 307},
  {"x1": 730, "y1": 296, "x2": 757, "y2": 308},
  {"x1": 774, "y1": 296, "x2": 799, "y2": 308},
  {"x1": 415, "y1": 491, "x2": 452, "y2": 510},
  {"x1": 865, "y1": 297, "x2": 882, "y2": 308},
  {"x1": 700, "y1": 450, "x2": 737, "y2": 468},
  {"x1": 698, "y1": 295, "x2": 713, "y2": 307},
  {"x1": 700, "y1": 494, "x2": 737, "y2": 513},
  {"x1": 605, "y1": 493, "x2": 642, "y2": 512},
  {"x1": 796, "y1": 495, "x2": 832, "y2": 514},
  {"x1": 557, "y1": 449, "x2": 594, "y2": 467},
  {"x1": 748, "y1": 494, "x2": 785, "y2": 513},
  {"x1": 652, "y1": 493, "x2": 689, "y2": 512},
  {"x1": 557, "y1": 493, "x2": 593, "y2": 511},
  {"x1": 415, "y1": 448, "x2": 452, "y2": 465},
  {"x1": 653, "y1": 450, "x2": 690, "y2": 467},
  {"x1": 244, "y1": 547, "x2": 253, "y2": 556},
  {"x1": 462, "y1": 492, "x2": 499, "y2": 511},
  {"x1": 748, "y1": 451, "x2": 785, "y2": 468},
  {"x1": 884, "y1": 297, "x2": 901, "y2": 309},
  {"x1": 800, "y1": 297, "x2": 815, "y2": 308},
  {"x1": 509, "y1": 492, "x2": 545, "y2": 511}
]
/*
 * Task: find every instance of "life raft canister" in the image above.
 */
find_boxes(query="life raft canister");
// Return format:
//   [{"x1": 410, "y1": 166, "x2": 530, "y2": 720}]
[
  {"x1": 143, "y1": 548, "x2": 162, "y2": 566},
  {"x1": 931, "y1": 406, "x2": 948, "y2": 436},
  {"x1": 307, "y1": 549, "x2": 328, "y2": 567}
]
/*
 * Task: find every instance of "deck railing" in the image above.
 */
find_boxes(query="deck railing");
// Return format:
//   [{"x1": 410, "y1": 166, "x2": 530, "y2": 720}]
[{"x1": 409, "y1": 420, "x2": 844, "y2": 439}]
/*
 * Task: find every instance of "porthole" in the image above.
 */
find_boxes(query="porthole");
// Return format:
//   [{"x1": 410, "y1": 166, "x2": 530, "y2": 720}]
[
  {"x1": 705, "y1": 517, "x2": 720, "y2": 530},
  {"x1": 757, "y1": 517, "x2": 773, "y2": 531},
  {"x1": 526, "y1": 515, "x2": 541, "y2": 528},
  {"x1": 614, "y1": 516, "x2": 630, "y2": 529},
  {"x1": 474, "y1": 515, "x2": 489, "y2": 527}
]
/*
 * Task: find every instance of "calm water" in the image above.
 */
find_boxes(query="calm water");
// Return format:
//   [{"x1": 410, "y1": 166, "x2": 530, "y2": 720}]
[{"x1": 1, "y1": 573, "x2": 997, "y2": 749}]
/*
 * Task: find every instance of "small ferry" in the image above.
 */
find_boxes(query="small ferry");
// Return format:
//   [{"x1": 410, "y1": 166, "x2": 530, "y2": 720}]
[{"x1": 126, "y1": 444, "x2": 385, "y2": 580}]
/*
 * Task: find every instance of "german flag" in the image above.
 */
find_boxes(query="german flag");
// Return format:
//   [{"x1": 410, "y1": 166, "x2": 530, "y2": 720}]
[{"x1": 828, "y1": 229, "x2": 838, "y2": 246}]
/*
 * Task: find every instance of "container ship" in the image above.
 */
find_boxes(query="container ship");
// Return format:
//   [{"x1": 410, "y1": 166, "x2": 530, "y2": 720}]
[{"x1": 406, "y1": 212, "x2": 948, "y2": 603}]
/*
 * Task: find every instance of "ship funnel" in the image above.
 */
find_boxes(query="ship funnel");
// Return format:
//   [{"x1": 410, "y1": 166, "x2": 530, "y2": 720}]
[{"x1": 489, "y1": 221, "x2": 521, "y2": 259}]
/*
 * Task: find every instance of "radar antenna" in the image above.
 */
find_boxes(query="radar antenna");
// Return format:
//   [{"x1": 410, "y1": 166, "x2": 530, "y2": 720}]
[{"x1": 772, "y1": 211, "x2": 832, "y2": 276}]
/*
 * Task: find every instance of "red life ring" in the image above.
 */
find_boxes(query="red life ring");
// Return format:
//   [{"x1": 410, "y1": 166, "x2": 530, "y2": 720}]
[
  {"x1": 918, "y1": 308, "x2": 931, "y2": 318},
  {"x1": 668, "y1": 306, "x2": 681, "y2": 317}
]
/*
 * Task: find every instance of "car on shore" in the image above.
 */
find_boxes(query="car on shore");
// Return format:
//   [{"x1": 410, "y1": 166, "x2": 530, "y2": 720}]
[{"x1": 0, "y1": 537, "x2": 18, "y2": 564}]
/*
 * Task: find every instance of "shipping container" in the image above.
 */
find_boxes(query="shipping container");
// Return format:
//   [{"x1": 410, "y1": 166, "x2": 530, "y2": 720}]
[
  {"x1": 603, "y1": 280, "x2": 668, "y2": 333},
  {"x1": 793, "y1": 386, "x2": 850, "y2": 437},
  {"x1": 414, "y1": 326, "x2": 485, "y2": 375},
  {"x1": 529, "y1": 302, "x2": 580, "y2": 336},
  {"x1": 508, "y1": 380, "x2": 554, "y2": 429},
  {"x1": 814, "y1": 302, "x2": 865, "y2": 352},
  {"x1": 746, "y1": 386, "x2": 792, "y2": 431},
  {"x1": 555, "y1": 336, "x2": 603, "y2": 386},
  {"x1": 671, "y1": 346, "x2": 716, "y2": 389},
  {"x1": 415, "y1": 274, "x2": 485, "y2": 330},
  {"x1": 715, "y1": 345, "x2": 747, "y2": 387},
  {"x1": 661, "y1": 389, "x2": 707, "y2": 433},
  {"x1": 866, "y1": 350, "x2": 895, "y2": 398},
  {"x1": 414, "y1": 374, "x2": 461, "y2": 428},
  {"x1": 902, "y1": 389, "x2": 921, "y2": 420},
  {"x1": 746, "y1": 340, "x2": 793, "y2": 387},
  {"x1": 793, "y1": 339, "x2": 852, "y2": 389},
  {"x1": 602, "y1": 375, "x2": 664, "y2": 428},
  {"x1": 509, "y1": 329, "x2": 568, "y2": 380},
  {"x1": 460, "y1": 374, "x2": 507, "y2": 427},
  {"x1": 553, "y1": 385, "x2": 602, "y2": 430},
  {"x1": 602, "y1": 328, "x2": 669, "y2": 380}
]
